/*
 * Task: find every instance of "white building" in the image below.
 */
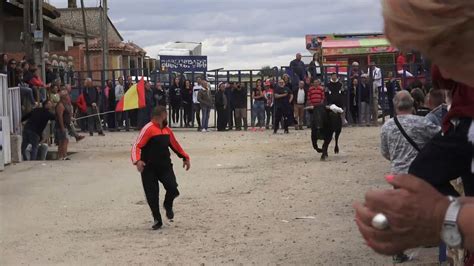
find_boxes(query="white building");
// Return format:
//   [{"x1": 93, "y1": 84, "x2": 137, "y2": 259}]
[{"x1": 158, "y1": 42, "x2": 202, "y2": 57}]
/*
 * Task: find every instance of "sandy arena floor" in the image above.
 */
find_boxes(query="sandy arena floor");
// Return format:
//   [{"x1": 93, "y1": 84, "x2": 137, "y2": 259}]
[{"x1": 1, "y1": 127, "x2": 438, "y2": 265}]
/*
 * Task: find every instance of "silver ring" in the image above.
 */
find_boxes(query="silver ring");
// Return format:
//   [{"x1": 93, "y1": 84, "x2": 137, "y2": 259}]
[{"x1": 371, "y1": 213, "x2": 389, "y2": 230}]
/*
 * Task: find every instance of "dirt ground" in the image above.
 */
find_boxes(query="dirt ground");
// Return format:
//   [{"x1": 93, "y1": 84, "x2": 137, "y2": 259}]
[{"x1": 1, "y1": 126, "x2": 438, "y2": 265}]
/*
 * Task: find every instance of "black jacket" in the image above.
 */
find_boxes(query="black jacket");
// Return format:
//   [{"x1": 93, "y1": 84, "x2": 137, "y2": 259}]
[
  {"x1": 22, "y1": 108, "x2": 56, "y2": 137},
  {"x1": 232, "y1": 88, "x2": 247, "y2": 109},
  {"x1": 225, "y1": 87, "x2": 234, "y2": 107},
  {"x1": 292, "y1": 87, "x2": 308, "y2": 105},
  {"x1": 84, "y1": 86, "x2": 99, "y2": 106},
  {"x1": 358, "y1": 83, "x2": 370, "y2": 103},
  {"x1": 153, "y1": 88, "x2": 167, "y2": 106},
  {"x1": 215, "y1": 90, "x2": 227, "y2": 109},
  {"x1": 290, "y1": 59, "x2": 306, "y2": 82},
  {"x1": 182, "y1": 87, "x2": 193, "y2": 106},
  {"x1": 169, "y1": 84, "x2": 182, "y2": 105},
  {"x1": 45, "y1": 69, "x2": 56, "y2": 84}
]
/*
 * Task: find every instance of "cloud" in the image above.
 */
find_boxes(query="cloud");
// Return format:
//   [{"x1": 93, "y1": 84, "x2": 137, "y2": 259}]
[{"x1": 49, "y1": 0, "x2": 383, "y2": 69}]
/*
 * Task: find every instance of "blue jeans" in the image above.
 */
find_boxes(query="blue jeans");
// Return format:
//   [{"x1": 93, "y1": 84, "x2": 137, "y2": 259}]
[
  {"x1": 21, "y1": 128, "x2": 40, "y2": 161},
  {"x1": 201, "y1": 106, "x2": 211, "y2": 130},
  {"x1": 251, "y1": 101, "x2": 265, "y2": 127}
]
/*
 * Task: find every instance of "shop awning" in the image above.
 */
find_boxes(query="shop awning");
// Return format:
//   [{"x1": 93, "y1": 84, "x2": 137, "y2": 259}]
[{"x1": 322, "y1": 38, "x2": 396, "y2": 56}]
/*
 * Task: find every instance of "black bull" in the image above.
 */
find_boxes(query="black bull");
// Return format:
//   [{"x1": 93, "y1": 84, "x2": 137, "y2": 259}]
[{"x1": 310, "y1": 106, "x2": 342, "y2": 161}]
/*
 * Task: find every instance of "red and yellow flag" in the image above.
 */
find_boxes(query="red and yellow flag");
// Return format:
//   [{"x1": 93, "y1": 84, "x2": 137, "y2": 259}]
[{"x1": 115, "y1": 77, "x2": 146, "y2": 112}]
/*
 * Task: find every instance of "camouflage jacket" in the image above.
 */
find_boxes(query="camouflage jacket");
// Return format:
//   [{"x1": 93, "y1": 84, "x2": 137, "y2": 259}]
[{"x1": 381, "y1": 115, "x2": 441, "y2": 174}]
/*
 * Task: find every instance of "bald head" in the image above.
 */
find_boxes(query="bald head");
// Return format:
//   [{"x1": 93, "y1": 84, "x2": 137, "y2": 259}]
[
  {"x1": 393, "y1": 91, "x2": 414, "y2": 114},
  {"x1": 296, "y1": 53, "x2": 302, "y2": 60}
]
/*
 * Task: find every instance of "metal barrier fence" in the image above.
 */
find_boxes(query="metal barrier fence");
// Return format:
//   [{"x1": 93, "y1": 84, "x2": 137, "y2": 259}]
[
  {"x1": 64, "y1": 63, "x2": 430, "y2": 130},
  {"x1": 0, "y1": 74, "x2": 22, "y2": 135}
]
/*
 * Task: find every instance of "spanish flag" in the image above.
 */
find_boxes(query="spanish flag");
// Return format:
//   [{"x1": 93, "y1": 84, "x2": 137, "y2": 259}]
[{"x1": 115, "y1": 77, "x2": 146, "y2": 112}]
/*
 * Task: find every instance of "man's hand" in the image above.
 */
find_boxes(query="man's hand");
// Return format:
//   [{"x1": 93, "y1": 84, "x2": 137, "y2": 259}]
[
  {"x1": 353, "y1": 174, "x2": 450, "y2": 255},
  {"x1": 183, "y1": 160, "x2": 191, "y2": 171},
  {"x1": 136, "y1": 160, "x2": 146, "y2": 173},
  {"x1": 92, "y1": 103, "x2": 97, "y2": 108}
]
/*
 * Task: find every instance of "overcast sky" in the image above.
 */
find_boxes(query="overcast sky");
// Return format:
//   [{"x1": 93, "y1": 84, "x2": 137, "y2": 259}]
[{"x1": 50, "y1": 0, "x2": 383, "y2": 70}]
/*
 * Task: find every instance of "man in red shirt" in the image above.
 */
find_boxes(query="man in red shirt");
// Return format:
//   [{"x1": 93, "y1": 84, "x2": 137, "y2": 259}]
[
  {"x1": 396, "y1": 52, "x2": 413, "y2": 77},
  {"x1": 132, "y1": 106, "x2": 191, "y2": 230}
]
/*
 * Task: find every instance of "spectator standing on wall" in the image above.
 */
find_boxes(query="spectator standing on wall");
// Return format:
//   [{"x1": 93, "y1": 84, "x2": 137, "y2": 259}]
[
  {"x1": 308, "y1": 53, "x2": 321, "y2": 79},
  {"x1": 289, "y1": 53, "x2": 307, "y2": 88}
]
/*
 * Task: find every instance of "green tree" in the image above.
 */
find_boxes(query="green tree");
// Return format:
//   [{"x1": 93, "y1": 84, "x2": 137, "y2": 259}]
[{"x1": 260, "y1": 66, "x2": 275, "y2": 77}]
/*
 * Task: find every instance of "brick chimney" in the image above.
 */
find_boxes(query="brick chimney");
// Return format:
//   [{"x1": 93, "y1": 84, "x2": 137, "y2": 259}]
[{"x1": 68, "y1": 0, "x2": 77, "y2": 8}]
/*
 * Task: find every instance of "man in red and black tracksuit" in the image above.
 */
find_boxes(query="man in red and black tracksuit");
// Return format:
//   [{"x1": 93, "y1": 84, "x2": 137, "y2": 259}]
[{"x1": 131, "y1": 106, "x2": 191, "y2": 230}]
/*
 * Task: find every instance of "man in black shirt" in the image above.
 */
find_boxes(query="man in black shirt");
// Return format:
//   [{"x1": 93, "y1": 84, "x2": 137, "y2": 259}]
[
  {"x1": 45, "y1": 62, "x2": 57, "y2": 86},
  {"x1": 153, "y1": 81, "x2": 167, "y2": 107},
  {"x1": 21, "y1": 100, "x2": 56, "y2": 160},
  {"x1": 84, "y1": 78, "x2": 105, "y2": 136},
  {"x1": 232, "y1": 83, "x2": 248, "y2": 131},
  {"x1": 225, "y1": 82, "x2": 235, "y2": 130},
  {"x1": 359, "y1": 74, "x2": 371, "y2": 125},
  {"x1": 215, "y1": 82, "x2": 228, "y2": 131},
  {"x1": 273, "y1": 79, "x2": 293, "y2": 134}
]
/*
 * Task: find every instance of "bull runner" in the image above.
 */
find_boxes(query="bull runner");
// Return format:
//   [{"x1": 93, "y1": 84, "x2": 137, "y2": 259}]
[{"x1": 131, "y1": 106, "x2": 191, "y2": 230}]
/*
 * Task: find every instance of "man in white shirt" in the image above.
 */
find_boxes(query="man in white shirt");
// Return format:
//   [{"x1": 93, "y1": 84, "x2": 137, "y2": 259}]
[
  {"x1": 293, "y1": 81, "x2": 307, "y2": 130},
  {"x1": 192, "y1": 77, "x2": 203, "y2": 131},
  {"x1": 370, "y1": 62, "x2": 382, "y2": 125}
]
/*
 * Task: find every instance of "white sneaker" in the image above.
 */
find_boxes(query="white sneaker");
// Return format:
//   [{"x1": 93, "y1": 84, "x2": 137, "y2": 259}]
[{"x1": 201, "y1": 129, "x2": 207, "y2": 133}]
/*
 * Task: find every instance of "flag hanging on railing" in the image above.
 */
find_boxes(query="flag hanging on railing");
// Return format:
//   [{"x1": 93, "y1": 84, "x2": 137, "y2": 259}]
[{"x1": 115, "y1": 77, "x2": 146, "y2": 112}]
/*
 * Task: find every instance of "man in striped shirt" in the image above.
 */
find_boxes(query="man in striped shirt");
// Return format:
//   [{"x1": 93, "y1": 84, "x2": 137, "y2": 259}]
[
  {"x1": 132, "y1": 106, "x2": 191, "y2": 230},
  {"x1": 307, "y1": 79, "x2": 326, "y2": 152}
]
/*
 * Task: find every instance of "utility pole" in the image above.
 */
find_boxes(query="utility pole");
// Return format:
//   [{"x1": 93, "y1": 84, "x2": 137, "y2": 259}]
[
  {"x1": 37, "y1": 0, "x2": 45, "y2": 80},
  {"x1": 103, "y1": 0, "x2": 109, "y2": 76},
  {"x1": 22, "y1": 0, "x2": 33, "y2": 60},
  {"x1": 80, "y1": 0, "x2": 91, "y2": 76},
  {"x1": 100, "y1": 0, "x2": 109, "y2": 83}
]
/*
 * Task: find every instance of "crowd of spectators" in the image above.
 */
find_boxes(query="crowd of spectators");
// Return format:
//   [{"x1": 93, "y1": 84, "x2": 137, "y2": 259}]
[{"x1": 1, "y1": 51, "x2": 440, "y2": 163}]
